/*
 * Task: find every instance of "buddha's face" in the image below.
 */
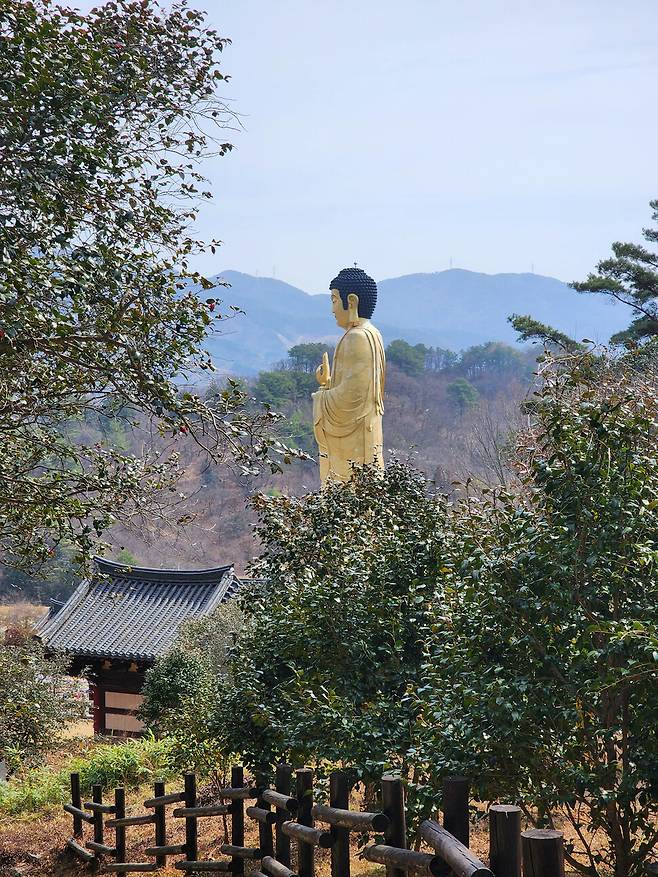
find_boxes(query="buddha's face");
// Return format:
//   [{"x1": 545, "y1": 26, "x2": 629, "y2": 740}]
[{"x1": 330, "y1": 289, "x2": 357, "y2": 329}]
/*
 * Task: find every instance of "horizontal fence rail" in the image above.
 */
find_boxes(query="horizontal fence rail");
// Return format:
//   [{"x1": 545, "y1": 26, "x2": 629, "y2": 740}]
[{"x1": 63, "y1": 767, "x2": 565, "y2": 877}]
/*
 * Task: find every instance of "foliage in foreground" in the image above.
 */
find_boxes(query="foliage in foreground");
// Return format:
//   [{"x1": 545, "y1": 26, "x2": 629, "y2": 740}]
[
  {"x1": 415, "y1": 353, "x2": 658, "y2": 877},
  {"x1": 0, "y1": 734, "x2": 176, "y2": 817},
  {"x1": 215, "y1": 463, "x2": 447, "y2": 776},
  {"x1": 0, "y1": 0, "x2": 281, "y2": 574},
  {"x1": 0, "y1": 641, "x2": 86, "y2": 771},
  {"x1": 139, "y1": 602, "x2": 243, "y2": 775},
  {"x1": 192, "y1": 352, "x2": 655, "y2": 877}
]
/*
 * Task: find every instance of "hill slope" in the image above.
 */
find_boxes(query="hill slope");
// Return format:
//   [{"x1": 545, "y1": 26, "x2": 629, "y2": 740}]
[{"x1": 206, "y1": 269, "x2": 632, "y2": 374}]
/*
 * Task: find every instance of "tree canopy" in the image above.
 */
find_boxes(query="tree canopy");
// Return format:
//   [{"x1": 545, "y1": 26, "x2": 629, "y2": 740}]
[
  {"x1": 140, "y1": 349, "x2": 658, "y2": 876},
  {"x1": 511, "y1": 198, "x2": 658, "y2": 351},
  {"x1": 386, "y1": 339, "x2": 427, "y2": 375},
  {"x1": 0, "y1": 0, "x2": 279, "y2": 571}
]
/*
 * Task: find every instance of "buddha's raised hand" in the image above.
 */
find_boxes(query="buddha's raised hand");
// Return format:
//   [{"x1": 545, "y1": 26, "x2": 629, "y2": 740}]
[{"x1": 315, "y1": 351, "x2": 331, "y2": 387}]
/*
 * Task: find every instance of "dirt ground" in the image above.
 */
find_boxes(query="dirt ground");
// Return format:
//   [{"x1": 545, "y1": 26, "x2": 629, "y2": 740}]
[
  {"x1": 0, "y1": 682, "x2": 637, "y2": 877},
  {"x1": 0, "y1": 767, "x2": 591, "y2": 877}
]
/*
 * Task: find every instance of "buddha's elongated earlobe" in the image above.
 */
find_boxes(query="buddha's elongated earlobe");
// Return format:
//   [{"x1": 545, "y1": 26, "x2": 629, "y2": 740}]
[{"x1": 347, "y1": 293, "x2": 359, "y2": 327}]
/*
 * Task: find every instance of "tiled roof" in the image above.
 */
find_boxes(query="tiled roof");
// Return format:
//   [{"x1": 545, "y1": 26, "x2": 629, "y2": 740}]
[{"x1": 37, "y1": 557, "x2": 238, "y2": 662}]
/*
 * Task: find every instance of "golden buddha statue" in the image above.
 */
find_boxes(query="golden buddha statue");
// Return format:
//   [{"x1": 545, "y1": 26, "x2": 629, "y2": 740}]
[{"x1": 312, "y1": 267, "x2": 386, "y2": 484}]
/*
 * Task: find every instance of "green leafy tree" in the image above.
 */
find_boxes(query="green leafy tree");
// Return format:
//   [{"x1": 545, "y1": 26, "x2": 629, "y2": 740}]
[
  {"x1": 0, "y1": 641, "x2": 86, "y2": 771},
  {"x1": 425, "y1": 346, "x2": 458, "y2": 371},
  {"x1": 417, "y1": 352, "x2": 658, "y2": 877},
  {"x1": 139, "y1": 602, "x2": 243, "y2": 771},
  {"x1": 252, "y1": 370, "x2": 316, "y2": 408},
  {"x1": 459, "y1": 341, "x2": 529, "y2": 378},
  {"x1": 572, "y1": 199, "x2": 658, "y2": 345},
  {"x1": 212, "y1": 463, "x2": 447, "y2": 774},
  {"x1": 446, "y1": 377, "x2": 479, "y2": 414},
  {"x1": 287, "y1": 343, "x2": 332, "y2": 374},
  {"x1": 0, "y1": 0, "x2": 280, "y2": 572},
  {"x1": 386, "y1": 339, "x2": 428, "y2": 376},
  {"x1": 509, "y1": 314, "x2": 585, "y2": 351}
]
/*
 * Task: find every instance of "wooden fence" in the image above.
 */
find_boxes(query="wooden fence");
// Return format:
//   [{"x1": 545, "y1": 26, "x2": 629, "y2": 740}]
[{"x1": 63, "y1": 766, "x2": 565, "y2": 877}]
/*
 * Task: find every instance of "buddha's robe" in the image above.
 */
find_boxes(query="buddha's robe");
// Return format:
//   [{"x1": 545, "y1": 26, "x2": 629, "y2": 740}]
[{"x1": 313, "y1": 320, "x2": 386, "y2": 484}]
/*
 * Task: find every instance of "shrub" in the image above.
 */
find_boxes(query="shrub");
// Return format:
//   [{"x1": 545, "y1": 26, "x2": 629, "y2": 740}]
[
  {"x1": 139, "y1": 602, "x2": 243, "y2": 774},
  {"x1": 0, "y1": 641, "x2": 86, "y2": 771},
  {"x1": 416, "y1": 352, "x2": 658, "y2": 877},
  {"x1": 212, "y1": 462, "x2": 447, "y2": 775},
  {"x1": 0, "y1": 735, "x2": 177, "y2": 817}
]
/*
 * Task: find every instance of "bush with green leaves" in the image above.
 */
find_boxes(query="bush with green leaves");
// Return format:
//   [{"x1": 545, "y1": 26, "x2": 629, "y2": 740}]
[
  {"x1": 0, "y1": 734, "x2": 176, "y2": 816},
  {"x1": 139, "y1": 601, "x2": 243, "y2": 773},
  {"x1": 415, "y1": 351, "x2": 658, "y2": 877},
  {"x1": 212, "y1": 463, "x2": 448, "y2": 776},
  {"x1": 0, "y1": 641, "x2": 86, "y2": 771}
]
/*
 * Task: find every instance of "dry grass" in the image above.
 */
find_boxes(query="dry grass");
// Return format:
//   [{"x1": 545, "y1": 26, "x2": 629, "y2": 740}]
[
  {"x1": 0, "y1": 776, "x2": 593, "y2": 877},
  {"x1": 0, "y1": 602, "x2": 46, "y2": 637}
]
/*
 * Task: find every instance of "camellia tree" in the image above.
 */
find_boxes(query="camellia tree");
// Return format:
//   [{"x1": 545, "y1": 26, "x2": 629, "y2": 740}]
[
  {"x1": 0, "y1": 640, "x2": 86, "y2": 770},
  {"x1": 0, "y1": 0, "x2": 282, "y2": 572},
  {"x1": 415, "y1": 351, "x2": 658, "y2": 877},
  {"x1": 211, "y1": 462, "x2": 448, "y2": 776}
]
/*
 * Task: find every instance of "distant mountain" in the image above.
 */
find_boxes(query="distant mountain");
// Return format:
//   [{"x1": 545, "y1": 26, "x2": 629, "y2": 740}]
[{"x1": 204, "y1": 269, "x2": 633, "y2": 375}]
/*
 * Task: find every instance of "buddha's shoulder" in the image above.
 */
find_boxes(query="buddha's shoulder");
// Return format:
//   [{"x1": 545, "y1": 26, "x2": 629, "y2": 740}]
[
  {"x1": 345, "y1": 321, "x2": 383, "y2": 343},
  {"x1": 342, "y1": 325, "x2": 374, "y2": 351}
]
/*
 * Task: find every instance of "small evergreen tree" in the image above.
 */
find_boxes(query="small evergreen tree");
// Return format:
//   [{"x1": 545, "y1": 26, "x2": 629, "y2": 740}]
[
  {"x1": 572, "y1": 199, "x2": 658, "y2": 345},
  {"x1": 386, "y1": 339, "x2": 427, "y2": 376},
  {"x1": 446, "y1": 377, "x2": 479, "y2": 414}
]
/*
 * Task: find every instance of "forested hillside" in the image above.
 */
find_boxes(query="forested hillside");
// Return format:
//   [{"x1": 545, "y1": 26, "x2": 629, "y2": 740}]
[
  {"x1": 0, "y1": 337, "x2": 537, "y2": 601},
  {"x1": 206, "y1": 269, "x2": 633, "y2": 374}
]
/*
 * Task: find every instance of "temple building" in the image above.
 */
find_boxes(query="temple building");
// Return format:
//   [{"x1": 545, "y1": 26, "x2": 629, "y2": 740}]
[{"x1": 37, "y1": 557, "x2": 240, "y2": 735}]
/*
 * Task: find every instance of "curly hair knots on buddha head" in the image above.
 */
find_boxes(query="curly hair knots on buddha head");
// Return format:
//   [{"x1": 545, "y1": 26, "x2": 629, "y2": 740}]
[{"x1": 329, "y1": 268, "x2": 378, "y2": 319}]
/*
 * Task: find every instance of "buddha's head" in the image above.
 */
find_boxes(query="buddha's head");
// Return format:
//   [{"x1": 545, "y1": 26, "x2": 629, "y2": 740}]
[{"x1": 329, "y1": 267, "x2": 378, "y2": 329}]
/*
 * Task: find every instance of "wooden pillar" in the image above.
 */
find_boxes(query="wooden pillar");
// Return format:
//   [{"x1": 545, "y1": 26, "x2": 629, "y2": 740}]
[
  {"x1": 275, "y1": 763, "x2": 293, "y2": 867},
  {"x1": 71, "y1": 773, "x2": 83, "y2": 838},
  {"x1": 382, "y1": 776, "x2": 406, "y2": 877},
  {"x1": 90, "y1": 681, "x2": 103, "y2": 736},
  {"x1": 232, "y1": 766, "x2": 246, "y2": 877},
  {"x1": 256, "y1": 771, "x2": 274, "y2": 858},
  {"x1": 154, "y1": 781, "x2": 167, "y2": 868},
  {"x1": 184, "y1": 772, "x2": 198, "y2": 863},
  {"x1": 521, "y1": 829, "x2": 564, "y2": 877},
  {"x1": 114, "y1": 788, "x2": 126, "y2": 864},
  {"x1": 92, "y1": 783, "x2": 104, "y2": 865},
  {"x1": 330, "y1": 771, "x2": 350, "y2": 877},
  {"x1": 442, "y1": 777, "x2": 469, "y2": 847},
  {"x1": 296, "y1": 769, "x2": 314, "y2": 877},
  {"x1": 489, "y1": 805, "x2": 521, "y2": 877}
]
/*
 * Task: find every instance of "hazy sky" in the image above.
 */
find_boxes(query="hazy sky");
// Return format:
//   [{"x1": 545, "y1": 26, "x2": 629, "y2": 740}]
[{"x1": 84, "y1": 1, "x2": 658, "y2": 291}]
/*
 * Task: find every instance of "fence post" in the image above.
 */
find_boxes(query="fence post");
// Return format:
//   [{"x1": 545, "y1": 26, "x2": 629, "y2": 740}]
[
  {"x1": 92, "y1": 783, "x2": 104, "y2": 864},
  {"x1": 442, "y1": 776, "x2": 469, "y2": 848},
  {"x1": 154, "y1": 780, "x2": 167, "y2": 869},
  {"x1": 296, "y1": 768, "x2": 314, "y2": 877},
  {"x1": 114, "y1": 788, "x2": 126, "y2": 865},
  {"x1": 382, "y1": 775, "x2": 406, "y2": 877},
  {"x1": 256, "y1": 771, "x2": 274, "y2": 858},
  {"x1": 521, "y1": 829, "x2": 564, "y2": 877},
  {"x1": 330, "y1": 771, "x2": 350, "y2": 877},
  {"x1": 489, "y1": 805, "x2": 521, "y2": 877},
  {"x1": 71, "y1": 773, "x2": 83, "y2": 838},
  {"x1": 232, "y1": 765, "x2": 246, "y2": 877},
  {"x1": 184, "y1": 772, "x2": 198, "y2": 863},
  {"x1": 275, "y1": 763, "x2": 293, "y2": 867}
]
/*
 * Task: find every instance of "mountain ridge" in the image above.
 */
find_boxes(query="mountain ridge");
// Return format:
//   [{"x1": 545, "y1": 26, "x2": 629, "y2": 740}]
[{"x1": 204, "y1": 268, "x2": 633, "y2": 375}]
